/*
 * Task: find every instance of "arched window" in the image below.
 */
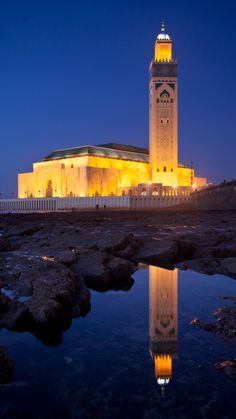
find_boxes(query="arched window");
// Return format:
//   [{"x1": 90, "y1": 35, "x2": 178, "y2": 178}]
[{"x1": 163, "y1": 166, "x2": 167, "y2": 172}]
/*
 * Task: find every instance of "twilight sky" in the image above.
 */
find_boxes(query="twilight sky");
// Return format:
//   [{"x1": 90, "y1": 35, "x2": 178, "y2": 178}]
[{"x1": 0, "y1": 0, "x2": 235, "y2": 196}]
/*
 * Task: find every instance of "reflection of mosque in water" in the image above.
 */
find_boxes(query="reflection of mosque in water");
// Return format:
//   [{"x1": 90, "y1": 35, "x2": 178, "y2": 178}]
[{"x1": 149, "y1": 266, "x2": 178, "y2": 392}]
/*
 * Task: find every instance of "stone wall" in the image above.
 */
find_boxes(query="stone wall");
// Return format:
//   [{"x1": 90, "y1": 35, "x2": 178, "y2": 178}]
[{"x1": 192, "y1": 181, "x2": 236, "y2": 210}]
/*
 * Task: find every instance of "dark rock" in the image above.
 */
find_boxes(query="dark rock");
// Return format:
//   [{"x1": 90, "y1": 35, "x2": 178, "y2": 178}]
[
  {"x1": 133, "y1": 239, "x2": 178, "y2": 263},
  {"x1": 176, "y1": 258, "x2": 220, "y2": 275},
  {"x1": 191, "y1": 318, "x2": 216, "y2": 332},
  {"x1": 5, "y1": 225, "x2": 42, "y2": 237},
  {"x1": 220, "y1": 257, "x2": 236, "y2": 278},
  {"x1": 191, "y1": 305, "x2": 236, "y2": 346},
  {"x1": 213, "y1": 244, "x2": 236, "y2": 258},
  {"x1": 214, "y1": 359, "x2": 236, "y2": 380},
  {"x1": 26, "y1": 260, "x2": 90, "y2": 329},
  {"x1": 88, "y1": 277, "x2": 135, "y2": 293},
  {"x1": 72, "y1": 249, "x2": 136, "y2": 288},
  {"x1": 174, "y1": 238, "x2": 196, "y2": 260},
  {"x1": 0, "y1": 255, "x2": 91, "y2": 343},
  {"x1": 54, "y1": 250, "x2": 79, "y2": 266},
  {"x1": 219, "y1": 295, "x2": 236, "y2": 304},
  {"x1": 0, "y1": 238, "x2": 11, "y2": 252}
]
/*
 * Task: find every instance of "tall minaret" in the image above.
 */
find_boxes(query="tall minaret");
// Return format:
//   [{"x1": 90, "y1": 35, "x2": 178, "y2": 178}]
[
  {"x1": 149, "y1": 266, "x2": 178, "y2": 392},
  {"x1": 149, "y1": 21, "x2": 178, "y2": 186}
]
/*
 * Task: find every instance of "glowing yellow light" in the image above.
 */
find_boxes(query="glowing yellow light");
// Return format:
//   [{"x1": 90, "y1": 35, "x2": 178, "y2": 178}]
[
  {"x1": 148, "y1": 181, "x2": 151, "y2": 184},
  {"x1": 155, "y1": 41, "x2": 172, "y2": 62},
  {"x1": 154, "y1": 355, "x2": 172, "y2": 379}
]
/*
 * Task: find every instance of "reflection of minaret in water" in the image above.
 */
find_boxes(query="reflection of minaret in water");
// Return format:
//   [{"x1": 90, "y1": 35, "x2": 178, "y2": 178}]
[{"x1": 149, "y1": 265, "x2": 178, "y2": 393}]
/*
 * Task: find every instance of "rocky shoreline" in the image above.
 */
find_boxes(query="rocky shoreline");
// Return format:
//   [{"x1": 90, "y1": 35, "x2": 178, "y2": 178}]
[{"x1": 1, "y1": 209, "x2": 236, "y2": 381}]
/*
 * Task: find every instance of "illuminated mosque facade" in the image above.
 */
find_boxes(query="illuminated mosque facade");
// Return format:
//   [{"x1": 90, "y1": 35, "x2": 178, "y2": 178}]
[{"x1": 18, "y1": 22, "x2": 206, "y2": 199}]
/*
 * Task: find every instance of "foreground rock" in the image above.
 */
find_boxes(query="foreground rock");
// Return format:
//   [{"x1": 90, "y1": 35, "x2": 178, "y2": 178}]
[
  {"x1": 191, "y1": 302, "x2": 236, "y2": 346},
  {"x1": 176, "y1": 257, "x2": 236, "y2": 279},
  {"x1": 133, "y1": 239, "x2": 178, "y2": 264},
  {"x1": 0, "y1": 255, "x2": 90, "y2": 345},
  {"x1": 72, "y1": 249, "x2": 136, "y2": 290},
  {"x1": 0, "y1": 240, "x2": 136, "y2": 342},
  {"x1": 214, "y1": 359, "x2": 236, "y2": 380},
  {"x1": 2, "y1": 210, "x2": 236, "y2": 345},
  {"x1": 191, "y1": 302, "x2": 236, "y2": 381}
]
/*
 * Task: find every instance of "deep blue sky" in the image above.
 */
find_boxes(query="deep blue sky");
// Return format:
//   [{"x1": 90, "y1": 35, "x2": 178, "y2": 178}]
[{"x1": 0, "y1": 0, "x2": 235, "y2": 195}]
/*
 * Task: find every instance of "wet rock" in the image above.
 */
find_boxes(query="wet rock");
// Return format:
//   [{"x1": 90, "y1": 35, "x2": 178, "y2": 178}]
[
  {"x1": 133, "y1": 239, "x2": 178, "y2": 263},
  {"x1": 191, "y1": 318, "x2": 216, "y2": 332},
  {"x1": 0, "y1": 347, "x2": 15, "y2": 384},
  {"x1": 67, "y1": 232, "x2": 140, "y2": 260},
  {"x1": 176, "y1": 257, "x2": 236, "y2": 279},
  {"x1": 220, "y1": 295, "x2": 236, "y2": 304},
  {"x1": 176, "y1": 258, "x2": 220, "y2": 275},
  {"x1": 191, "y1": 305, "x2": 236, "y2": 346},
  {"x1": 220, "y1": 257, "x2": 236, "y2": 279},
  {"x1": 45, "y1": 250, "x2": 79, "y2": 266},
  {"x1": 214, "y1": 359, "x2": 236, "y2": 380},
  {"x1": 0, "y1": 255, "x2": 91, "y2": 342},
  {"x1": 26, "y1": 260, "x2": 90, "y2": 329},
  {"x1": 89, "y1": 277, "x2": 135, "y2": 292},
  {"x1": 174, "y1": 238, "x2": 196, "y2": 260},
  {"x1": 92, "y1": 233, "x2": 140, "y2": 259},
  {"x1": 5, "y1": 225, "x2": 42, "y2": 238},
  {"x1": 212, "y1": 244, "x2": 236, "y2": 258},
  {"x1": 0, "y1": 238, "x2": 11, "y2": 252},
  {"x1": 72, "y1": 249, "x2": 136, "y2": 288}
]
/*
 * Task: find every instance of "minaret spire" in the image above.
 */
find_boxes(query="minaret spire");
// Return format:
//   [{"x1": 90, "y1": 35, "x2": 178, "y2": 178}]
[{"x1": 161, "y1": 19, "x2": 165, "y2": 32}]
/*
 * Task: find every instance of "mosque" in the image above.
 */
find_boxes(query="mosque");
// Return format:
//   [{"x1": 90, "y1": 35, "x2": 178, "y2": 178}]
[{"x1": 18, "y1": 22, "x2": 206, "y2": 199}]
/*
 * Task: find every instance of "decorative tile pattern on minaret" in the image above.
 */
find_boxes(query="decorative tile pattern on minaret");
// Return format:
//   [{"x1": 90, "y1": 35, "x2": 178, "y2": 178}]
[{"x1": 149, "y1": 21, "x2": 178, "y2": 186}]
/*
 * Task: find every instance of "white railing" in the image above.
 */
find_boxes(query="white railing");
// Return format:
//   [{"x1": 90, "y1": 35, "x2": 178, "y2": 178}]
[
  {"x1": 129, "y1": 196, "x2": 190, "y2": 209},
  {"x1": 0, "y1": 195, "x2": 191, "y2": 213}
]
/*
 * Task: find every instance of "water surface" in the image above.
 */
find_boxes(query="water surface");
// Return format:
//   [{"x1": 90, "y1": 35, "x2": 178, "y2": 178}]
[{"x1": 0, "y1": 267, "x2": 236, "y2": 418}]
